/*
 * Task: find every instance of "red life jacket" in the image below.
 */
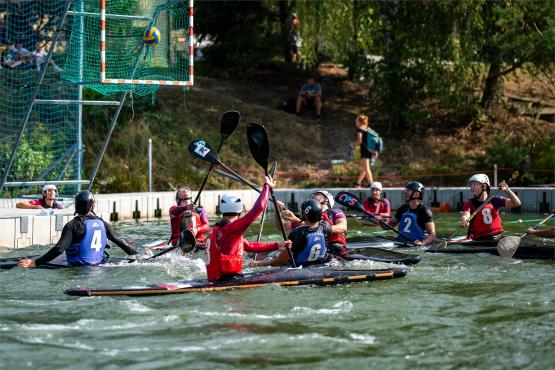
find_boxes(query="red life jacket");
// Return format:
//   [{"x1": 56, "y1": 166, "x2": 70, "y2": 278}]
[
  {"x1": 169, "y1": 209, "x2": 201, "y2": 246},
  {"x1": 206, "y1": 223, "x2": 244, "y2": 282},
  {"x1": 466, "y1": 199, "x2": 504, "y2": 239},
  {"x1": 363, "y1": 197, "x2": 388, "y2": 215},
  {"x1": 322, "y1": 210, "x2": 346, "y2": 245}
]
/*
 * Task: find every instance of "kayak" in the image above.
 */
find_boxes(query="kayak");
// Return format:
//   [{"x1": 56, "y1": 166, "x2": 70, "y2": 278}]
[
  {"x1": 65, "y1": 266, "x2": 408, "y2": 296},
  {"x1": 0, "y1": 255, "x2": 136, "y2": 270},
  {"x1": 343, "y1": 247, "x2": 421, "y2": 265},
  {"x1": 347, "y1": 235, "x2": 413, "y2": 248},
  {"x1": 426, "y1": 243, "x2": 555, "y2": 260}
]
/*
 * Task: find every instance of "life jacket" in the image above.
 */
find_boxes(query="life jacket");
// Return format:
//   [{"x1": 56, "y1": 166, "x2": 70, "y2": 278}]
[
  {"x1": 364, "y1": 128, "x2": 383, "y2": 153},
  {"x1": 294, "y1": 225, "x2": 328, "y2": 266},
  {"x1": 396, "y1": 211, "x2": 427, "y2": 242},
  {"x1": 363, "y1": 197, "x2": 387, "y2": 215},
  {"x1": 66, "y1": 219, "x2": 107, "y2": 265},
  {"x1": 205, "y1": 221, "x2": 243, "y2": 282},
  {"x1": 170, "y1": 209, "x2": 201, "y2": 246},
  {"x1": 322, "y1": 210, "x2": 346, "y2": 245},
  {"x1": 467, "y1": 198, "x2": 504, "y2": 239}
]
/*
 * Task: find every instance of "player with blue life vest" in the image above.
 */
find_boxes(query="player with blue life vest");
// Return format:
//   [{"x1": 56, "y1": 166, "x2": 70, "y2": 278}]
[
  {"x1": 17, "y1": 191, "x2": 138, "y2": 268},
  {"x1": 251, "y1": 199, "x2": 332, "y2": 268},
  {"x1": 385, "y1": 181, "x2": 436, "y2": 246}
]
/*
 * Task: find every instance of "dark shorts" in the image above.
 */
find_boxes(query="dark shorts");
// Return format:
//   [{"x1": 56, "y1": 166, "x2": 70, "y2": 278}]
[{"x1": 360, "y1": 145, "x2": 372, "y2": 159}]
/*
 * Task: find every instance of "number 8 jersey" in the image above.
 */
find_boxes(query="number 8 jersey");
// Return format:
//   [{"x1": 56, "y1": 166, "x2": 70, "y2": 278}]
[
  {"x1": 66, "y1": 219, "x2": 107, "y2": 265},
  {"x1": 464, "y1": 197, "x2": 506, "y2": 239}
]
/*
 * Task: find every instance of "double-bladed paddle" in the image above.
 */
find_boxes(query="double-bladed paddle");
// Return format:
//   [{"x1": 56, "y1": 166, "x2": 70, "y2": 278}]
[
  {"x1": 433, "y1": 155, "x2": 531, "y2": 248},
  {"x1": 246, "y1": 123, "x2": 296, "y2": 267},
  {"x1": 193, "y1": 111, "x2": 241, "y2": 205},
  {"x1": 188, "y1": 140, "x2": 261, "y2": 193},
  {"x1": 147, "y1": 229, "x2": 196, "y2": 260},
  {"x1": 497, "y1": 212, "x2": 554, "y2": 257},
  {"x1": 256, "y1": 162, "x2": 277, "y2": 243},
  {"x1": 334, "y1": 191, "x2": 415, "y2": 244}
]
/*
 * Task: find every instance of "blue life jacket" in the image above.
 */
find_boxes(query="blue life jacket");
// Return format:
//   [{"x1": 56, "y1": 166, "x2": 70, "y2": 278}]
[
  {"x1": 294, "y1": 226, "x2": 327, "y2": 266},
  {"x1": 396, "y1": 211, "x2": 427, "y2": 242},
  {"x1": 66, "y1": 219, "x2": 107, "y2": 265}
]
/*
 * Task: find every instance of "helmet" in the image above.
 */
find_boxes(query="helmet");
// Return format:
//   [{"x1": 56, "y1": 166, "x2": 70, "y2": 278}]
[
  {"x1": 175, "y1": 186, "x2": 192, "y2": 202},
  {"x1": 405, "y1": 181, "x2": 424, "y2": 200},
  {"x1": 467, "y1": 174, "x2": 490, "y2": 187},
  {"x1": 370, "y1": 181, "x2": 383, "y2": 191},
  {"x1": 220, "y1": 194, "x2": 243, "y2": 214},
  {"x1": 300, "y1": 199, "x2": 322, "y2": 223},
  {"x1": 75, "y1": 190, "x2": 95, "y2": 215},
  {"x1": 311, "y1": 190, "x2": 334, "y2": 208},
  {"x1": 42, "y1": 184, "x2": 58, "y2": 193}
]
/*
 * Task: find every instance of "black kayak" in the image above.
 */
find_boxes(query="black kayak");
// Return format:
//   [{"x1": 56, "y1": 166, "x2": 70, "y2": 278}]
[
  {"x1": 0, "y1": 255, "x2": 136, "y2": 270},
  {"x1": 426, "y1": 244, "x2": 555, "y2": 260},
  {"x1": 65, "y1": 266, "x2": 408, "y2": 297},
  {"x1": 343, "y1": 247, "x2": 421, "y2": 265},
  {"x1": 347, "y1": 235, "x2": 413, "y2": 248}
]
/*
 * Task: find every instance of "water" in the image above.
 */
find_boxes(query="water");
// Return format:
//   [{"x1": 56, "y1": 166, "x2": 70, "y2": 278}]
[{"x1": 1, "y1": 213, "x2": 554, "y2": 369}]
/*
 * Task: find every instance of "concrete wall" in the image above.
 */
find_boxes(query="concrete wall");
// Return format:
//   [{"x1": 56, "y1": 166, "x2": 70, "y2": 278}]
[{"x1": 0, "y1": 187, "x2": 552, "y2": 249}]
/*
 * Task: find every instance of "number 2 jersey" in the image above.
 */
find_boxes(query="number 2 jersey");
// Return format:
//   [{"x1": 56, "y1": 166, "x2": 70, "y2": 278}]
[
  {"x1": 34, "y1": 215, "x2": 138, "y2": 266},
  {"x1": 394, "y1": 204, "x2": 434, "y2": 242},
  {"x1": 463, "y1": 197, "x2": 507, "y2": 239}
]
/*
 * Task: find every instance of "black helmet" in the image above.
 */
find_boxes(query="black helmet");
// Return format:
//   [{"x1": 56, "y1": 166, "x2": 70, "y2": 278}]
[
  {"x1": 406, "y1": 181, "x2": 424, "y2": 200},
  {"x1": 300, "y1": 199, "x2": 322, "y2": 223},
  {"x1": 75, "y1": 190, "x2": 95, "y2": 215}
]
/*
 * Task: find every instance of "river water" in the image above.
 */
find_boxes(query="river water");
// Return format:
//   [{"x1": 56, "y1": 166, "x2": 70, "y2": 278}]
[{"x1": 1, "y1": 213, "x2": 554, "y2": 369}]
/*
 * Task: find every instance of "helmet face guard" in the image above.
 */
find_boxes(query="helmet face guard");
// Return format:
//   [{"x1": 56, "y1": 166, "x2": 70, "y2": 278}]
[
  {"x1": 42, "y1": 184, "x2": 58, "y2": 197},
  {"x1": 467, "y1": 174, "x2": 490, "y2": 197},
  {"x1": 311, "y1": 190, "x2": 334, "y2": 209}
]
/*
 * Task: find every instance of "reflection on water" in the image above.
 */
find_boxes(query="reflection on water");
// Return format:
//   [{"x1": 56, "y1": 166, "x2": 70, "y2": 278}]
[{"x1": 0, "y1": 213, "x2": 554, "y2": 369}]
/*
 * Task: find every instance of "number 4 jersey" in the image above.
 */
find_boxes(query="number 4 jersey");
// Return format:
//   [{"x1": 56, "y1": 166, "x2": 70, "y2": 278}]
[{"x1": 463, "y1": 197, "x2": 507, "y2": 239}]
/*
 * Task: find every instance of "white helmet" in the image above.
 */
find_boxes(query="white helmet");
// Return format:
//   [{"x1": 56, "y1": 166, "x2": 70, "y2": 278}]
[
  {"x1": 370, "y1": 181, "x2": 383, "y2": 191},
  {"x1": 42, "y1": 184, "x2": 58, "y2": 193},
  {"x1": 312, "y1": 190, "x2": 334, "y2": 208},
  {"x1": 220, "y1": 194, "x2": 243, "y2": 214},
  {"x1": 467, "y1": 174, "x2": 490, "y2": 187}
]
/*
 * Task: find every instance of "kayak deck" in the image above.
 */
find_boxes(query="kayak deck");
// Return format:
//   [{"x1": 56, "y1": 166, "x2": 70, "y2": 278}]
[
  {"x1": 426, "y1": 244, "x2": 555, "y2": 260},
  {"x1": 65, "y1": 267, "x2": 408, "y2": 296}
]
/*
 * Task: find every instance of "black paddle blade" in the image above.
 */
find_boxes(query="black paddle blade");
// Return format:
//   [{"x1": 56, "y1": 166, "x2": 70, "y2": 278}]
[
  {"x1": 220, "y1": 111, "x2": 241, "y2": 138},
  {"x1": 246, "y1": 122, "x2": 270, "y2": 173},
  {"x1": 188, "y1": 140, "x2": 221, "y2": 164},
  {"x1": 178, "y1": 229, "x2": 197, "y2": 253},
  {"x1": 334, "y1": 191, "x2": 366, "y2": 214},
  {"x1": 507, "y1": 155, "x2": 531, "y2": 184}
]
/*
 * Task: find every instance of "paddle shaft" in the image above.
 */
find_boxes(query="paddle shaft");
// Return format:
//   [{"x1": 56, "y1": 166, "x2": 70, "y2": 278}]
[
  {"x1": 193, "y1": 138, "x2": 224, "y2": 205},
  {"x1": 518, "y1": 213, "x2": 555, "y2": 238}
]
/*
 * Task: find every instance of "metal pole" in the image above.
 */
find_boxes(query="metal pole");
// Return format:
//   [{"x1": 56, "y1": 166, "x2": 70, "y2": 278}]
[
  {"x1": 493, "y1": 164, "x2": 498, "y2": 188},
  {"x1": 148, "y1": 138, "x2": 153, "y2": 192},
  {"x1": 0, "y1": 1, "x2": 72, "y2": 195},
  {"x1": 77, "y1": 0, "x2": 84, "y2": 192}
]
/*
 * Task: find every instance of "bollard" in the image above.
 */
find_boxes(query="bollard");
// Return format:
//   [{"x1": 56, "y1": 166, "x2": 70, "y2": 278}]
[
  {"x1": 132, "y1": 199, "x2": 141, "y2": 219},
  {"x1": 288, "y1": 193, "x2": 299, "y2": 212},
  {"x1": 110, "y1": 201, "x2": 119, "y2": 222},
  {"x1": 154, "y1": 198, "x2": 162, "y2": 218}
]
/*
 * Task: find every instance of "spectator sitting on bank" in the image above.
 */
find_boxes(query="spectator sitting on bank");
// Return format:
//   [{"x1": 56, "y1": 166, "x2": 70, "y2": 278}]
[
  {"x1": 16, "y1": 184, "x2": 64, "y2": 210},
  {"x1": 296, "y1": 77, "x2": 322, "y2": 121},
  {"x1": 33, "y1": 42, "x2": 62, "y2": 72}
]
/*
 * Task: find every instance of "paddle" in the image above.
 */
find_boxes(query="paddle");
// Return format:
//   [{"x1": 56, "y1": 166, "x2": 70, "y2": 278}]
[
  {"x1": 146, "y1": 229, "x2": 196, "y2": 260},
  {"x1": 213, "y1": 167, "x2": 261, "y2": 191},
  {"x1": 246, "y1": 122, "x2": 296, "y2": 267},
  {"x1": 193, "y1": 111, "x2": 241, "y2": 205},
  {"x1": 433, "y1": 155, "x2": 531, "y2": 248},
  {"x1": 256, "y1": 162, "x2": 277, "y2": 243},
  {"x1": 188, "y1": 140, "x2": 262, "y2": 193},
  {"x1": 335, "y1": 191, "x2": 415, "y2": 244},
  {"x1": 497, "y1": 212, "x2": 555, "y2": 257}
]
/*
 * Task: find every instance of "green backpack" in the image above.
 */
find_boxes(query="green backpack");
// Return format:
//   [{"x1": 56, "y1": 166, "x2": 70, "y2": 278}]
[{"x1": 365, "y1": 128, "x2": 383, "y2": 153}]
